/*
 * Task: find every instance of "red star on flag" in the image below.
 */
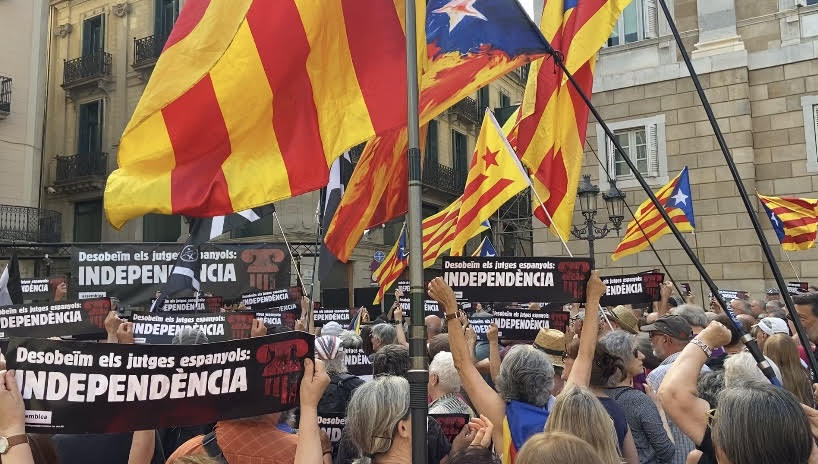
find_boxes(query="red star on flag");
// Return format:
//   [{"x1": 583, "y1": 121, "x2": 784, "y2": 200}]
[{"x1": 482, "y1": 148, "x2": 499, "y2": 167}]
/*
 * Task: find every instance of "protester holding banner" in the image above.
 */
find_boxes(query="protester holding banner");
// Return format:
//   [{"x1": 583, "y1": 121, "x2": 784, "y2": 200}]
[
  {"x1": 0, "y1": 369, "x2": 34, "y2": 464},
  {"x1": 295, "y1": 358, "x2": 332, "y2": 464}
]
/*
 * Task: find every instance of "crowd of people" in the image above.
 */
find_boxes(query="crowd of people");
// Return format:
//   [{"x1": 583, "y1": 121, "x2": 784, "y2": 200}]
[{"x1": 2, "y1": 275, "x2": 818, "y2": 464}]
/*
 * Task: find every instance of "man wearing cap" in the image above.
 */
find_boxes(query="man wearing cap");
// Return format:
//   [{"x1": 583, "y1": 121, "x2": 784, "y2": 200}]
[
  {"x1": 752, "y1": 317, "x2": 790, "y2": 351},
  {"x1": 766, "y1": 287, "x2": 782, "y2": 302},
  {"x1": 643, "y1": 315, "x2": 709, "y2": 464},
  {"x1": 533, "y1": 328, "x2": 566, "y2": 396}
]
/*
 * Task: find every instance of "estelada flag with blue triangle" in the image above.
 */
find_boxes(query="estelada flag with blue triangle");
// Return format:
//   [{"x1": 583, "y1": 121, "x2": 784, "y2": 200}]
[
  {"x1": 472, "y1": 237, "x2": 498, "y2": 257},
  {"x1": 758, "y1": 193, "x2": 818, "y2": 251},
  {"x1": 612, "y1": 167, "x2": 695, "y2": 261}
]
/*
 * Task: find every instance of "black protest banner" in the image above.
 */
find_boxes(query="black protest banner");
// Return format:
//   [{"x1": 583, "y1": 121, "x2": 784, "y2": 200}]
[
  {"x1": 131, "y1": 312, "x2": 255, "y2": 344},
  {"x1": 398, "y1": 298, "x2": 442, "y2": 318},
  {"x1": 345, "y1": 347, "x2": 372, "y2": 380},
  {"x1": 313, "y1": 308, "x2": 351, "y2": 327},
  {"x1": 788, "y1": 282, "x2": 809, "y2": 295},
  {"x1": 431, "y1": 414, "x2": 470, "y2": 443},
  {"x1": 442, "y1": 257, "x2": 592, "y2": 303},
  {"x1": 7, "y1": 332, "x2": 314, "y2": 434},
  {"x1": 491, "y1": 308, "x2": 550, "y2": 342},
  {"x1": 318, "y1": 413, "x2": 346, "y2": 444},
  {"x1": 717, "y1": 289, "x2": 748, "y2": 301},
  {"x1": 600, "y1": 272, "x2": 664, "y2": 306},
  {"x1": 470, "y1": 317, "x2": 492, "y2": 342},
  {"x1": 71, "y1": 243, "x2": 291, "y2": 306},
  {"x1": 242, "y1": 288, "x2": 300, "y2": 311},
  {"x1": 150, "y1": 296, "x2": 224, "y2": 313},
  {"x1": 0, "y1": 299, "x2": 110, "y2": 340},
  {"x1": 21, "y1": 277, "x2": 66, "y2": 302}
]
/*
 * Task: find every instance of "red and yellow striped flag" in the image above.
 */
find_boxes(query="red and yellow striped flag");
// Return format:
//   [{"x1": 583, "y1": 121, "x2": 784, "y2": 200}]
[
  {"x1": 758, "y1": 193, "x2": 818, "y2": 251},
  {"x1": 450, "y1": 111, "x2": 529, "y2": 256},
  {"x1": 612, "y1": 167, "x2": 695, "y2": 261},
  {"x1": 373, "y1": 223, "x2": 408, "y2": 305},
  {"x1": 105, "y1": 0, "x2": 423, "y2": 229}
]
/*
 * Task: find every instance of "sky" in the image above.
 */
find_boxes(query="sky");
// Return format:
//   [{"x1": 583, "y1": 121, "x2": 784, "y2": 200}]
[{"x1": 521, "y1": 0, "x2": 536, "y2": 21}]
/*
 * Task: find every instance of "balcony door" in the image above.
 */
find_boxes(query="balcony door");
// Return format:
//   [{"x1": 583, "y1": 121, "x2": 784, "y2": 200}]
[
  {"x1": 78, "y1": 101, "x2": 103, "y2": 155},
  {"x1": 74, "y1": 200, "x2": 102, "y2": 242},
  {"x1": 155, "y1": 0, "x2": 180, "y2": 38},
  {"x1": 82, "y1": 15, "x2": 104, "y2": 56}
]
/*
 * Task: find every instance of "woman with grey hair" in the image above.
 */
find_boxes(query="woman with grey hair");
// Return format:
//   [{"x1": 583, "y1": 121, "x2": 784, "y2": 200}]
[
  {"x1": 598, "y1": 330, "x2": 674, "y2": 464},
  {"x1": 346, "y1": 376, "x2": 411, "y2": 463},
  {"x1": 369, "y1": 323, "x2": 397, "y2": 354}
]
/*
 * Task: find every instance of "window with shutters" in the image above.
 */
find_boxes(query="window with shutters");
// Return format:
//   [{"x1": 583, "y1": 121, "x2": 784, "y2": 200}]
[
  {"x1": 596, "y1": 114, "x2": 667, "y2": 188},
  {"x1": 425, "y1": 119, "x2": 439, "y2": 165},
  {"x1": 800, "y1": 96, "x2": 818, "y2": 173},
  {"x1": 477, "y1": 87, "x2": 490, "y2": 117},
  {"x1": 452, "y1": 130, "x2": 469, "y2": 186},
  {"x1": 607, "y1": 0, "x2": 657, "y2": 47},
  {"x1": 500, "y1": 91, "x2": 511, "y2": 108}
]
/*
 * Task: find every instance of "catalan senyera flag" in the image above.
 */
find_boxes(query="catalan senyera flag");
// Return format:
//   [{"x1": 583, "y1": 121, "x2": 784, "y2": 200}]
[
  {"x1": 758, "y1": 194, "x2": 818, "y2": 251},
  {"x1": 508, "y1": 0, "x2": 632, "y2": 242},
  {"x1": 373, "y1": 224, "x2": 408, "y2": 305},
  {"x1": 325, "y1": 0, "x2": 551, "y2": 263},
  {"x1": 450, "y1": 111, "x2": 530, "y2": 256},
  {"x1": 104, "y1": 0, "x2": 425, "y2": 229},
  {"x1": 611, "y1": 167, "x2": 695, "y2": 261}
]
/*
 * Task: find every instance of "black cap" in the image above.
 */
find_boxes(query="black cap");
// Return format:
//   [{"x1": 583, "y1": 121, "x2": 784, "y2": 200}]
[{"x1": 640, "y1": 315, "x2": 693, "y2": 340}]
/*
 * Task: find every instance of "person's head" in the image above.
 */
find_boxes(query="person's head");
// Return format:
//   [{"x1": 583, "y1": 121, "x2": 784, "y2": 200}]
[
  {"x1": 171, "y1": 326, "x2": 209, "y2": 345},
  {"x1": 515, "y1": 432, "x2": 605, "y2": 464},
  {"x1": 370, "y1": 323, "x2": 397, "y2": 352},
  {"x1": 765, "y1": 300, "x2": 785, "y2": 317},
  {"x1": 714, "y1": 313, "x2": 744, "y2": 354},
  {"x1": 762, "y1": 333, "x2": 813, "y2": 405},
  {"x1": 599, "y1": 330, "x2": 644, "y2": 380},
  {"x1": 315, "y1": 335, "x2": 346, "y2": 375},
  {"x1": 425, "y1": 315, "x2": 442, "y2": 340},
  {"x1": 793, "y1": 293, "x2": 818, "y2": 344},
  {"x1": 608, "y1": 305, "x2": 639, "y2": 334},
  {"x1": 645, "y1": 311, "x2": 660, "y2": 325},
  {"x1": 696, "y1": 370, "x2": 725, "y2": 407},
  {"x1": 347, "y1": 376, "x2": 411, "y2": 464},
  {"x1": 750, "y1": 300, "x2": 764, "y2": 318},
  {"x1": 448, "y1": 446, "x2": 501, "y2": 464},
  {"x1": 704, "y1": 311, "x2": 720, "y2": 323},
  {"x1": 372, "y1": 344, "x2": 409, "y2": 377},
  {"x1": 428, "y1": 351, "x2": 461, "y2": 400},
  {"x1": 670, "y1": 304, "x2": 708, "y2": 334},
  {"x1": 730, "y1": 299, "x2": 752, "y2": 316},
  {"x1": 544, "y1": 386, "x2": 621, "y2": 464},
  {"x1": 712, "y1": 382, "x2": 812, "y2": 464},
  {"x1": 321, "y1": 321, "x2": 344, "y2": 337},
  {"x1": 533, "y1": 328, "x2": 566, "y2": 395},
  {"x1": 723, "y1": 351, "x2": 781, "y2": 387},
  {"x1": 765, "y1": 288, "x2": 781, "y2": 302},
  {"x1": 427, "y1": 333, "x2": 450, "y2": 361},
  {"x1": 634, "y1": 331, "x2": 662, "y2": 370},
  {"x1": 496, "y1": 345, "x2": 554, "y2": 407},
  {"x1": 640, "y1": 315, "x2": 693, "y2": 359},
  {"x1": 752, "y1": 316, "x2": 789, "y2": 350},
  {"x1": 589, "y1": 342, "x2": 627, "y2": 388}
]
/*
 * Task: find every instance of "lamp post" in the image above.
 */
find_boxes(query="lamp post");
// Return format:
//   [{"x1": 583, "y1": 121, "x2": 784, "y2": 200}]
[{"x1": 570, "y1": 175, "x2": 626, "y2": 262}]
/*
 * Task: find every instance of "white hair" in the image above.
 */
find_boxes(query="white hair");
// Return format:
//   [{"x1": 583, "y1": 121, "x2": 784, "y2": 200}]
[
  {"x1": 429, "y1": 351, "x2": 461, "y2": 394},
  {"x1": 724, "y1": 351, "x2": 782, "y2": 387}
]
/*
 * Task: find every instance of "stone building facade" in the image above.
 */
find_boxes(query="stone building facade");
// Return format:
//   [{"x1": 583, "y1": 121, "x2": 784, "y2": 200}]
[{"x1": 534, "y1": 0, "x2": 818, "y2": 299}]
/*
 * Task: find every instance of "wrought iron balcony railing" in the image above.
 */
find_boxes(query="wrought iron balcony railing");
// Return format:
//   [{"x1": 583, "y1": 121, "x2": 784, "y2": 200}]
[
  {"x1": 133, "y1": 34, "x2": 168, "y2": 68},
  {"x1": 450, "y1": 96, "x2": 479, "y2": 124},
  {"x1": 421, "y1": 160, "x2": 467, "y2": 196},
  {"x1": 0, "y1": 205, "x2": 62, "y2": 243},
  {"x1": 62, "y1": 51, "x2": 112, "y2": 88},
  {"x1": 0, "y1": 75, "x2": 10, "y2": 115},
  {"x1": 55, "y1": 152, "x2": 108, "y2": 184}
]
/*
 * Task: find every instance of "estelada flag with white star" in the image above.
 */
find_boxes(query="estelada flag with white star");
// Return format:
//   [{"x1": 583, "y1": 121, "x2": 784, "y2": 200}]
[
  {"x1": 450, "y1": 110, "x2": 530, "y2": 256},
  {"x1": 612, "y1": 167, "x2": 695, "y2": 261},
  {"x1": 757, "y1": 193, "x2": 818, "y2": 251}
]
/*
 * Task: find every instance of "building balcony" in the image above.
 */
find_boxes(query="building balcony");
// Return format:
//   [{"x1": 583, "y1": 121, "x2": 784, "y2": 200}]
[
  {"x1": 62, "y1": 51, "x2": 112, "y2": 89},
  {"x1": 133, "y1": 34, "x2": 167, "y2": 69},
  {"x1": 0, "y1": 205, "x2": 62, "y2": 243},
  {"x1": 0, "y1": 75, "x2": 10, "y2": 118},
  {"x1": 422, "y1": 160, "x2": 466, "y2": 196},
  {"x1": 450, "y1": 96, "x2": 479, "y2": 125},
  {"x1": 53, "y1": 152, "x2": 108, "y2": 194}
]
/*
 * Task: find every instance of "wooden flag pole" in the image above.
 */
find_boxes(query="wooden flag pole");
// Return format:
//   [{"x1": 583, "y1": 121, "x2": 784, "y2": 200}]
[
  {"x1": 656, "y1": 0, "x2": 818, "y2": 381},
  {"x1": 404, "y1": 1, "x2": 429, "y2": 462},
  {"x1": 546, "y1": 49, "x2": 782, "y2": 386}
]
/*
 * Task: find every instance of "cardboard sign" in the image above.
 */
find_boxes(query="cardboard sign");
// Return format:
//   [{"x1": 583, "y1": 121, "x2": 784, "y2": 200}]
[
  {"x1": 600, "y1": 272, "x2": 664, "y2": 306},
  {"x1": 242, "y1": 289, "x2": 300, "y2": 312},
  {"x1": 717, "y1": 289, "x2": 748, "y2": 301},
  {"x1": 470, "y1": 316, "x2": 492, "y2": 342},
  {"x1": 442, "y1": 257, "x2": 592, "y2": 303},
  {"x1": 131, "y1": 312, "x2": 255, "y2": 344},
  {"x1": 149, "y1": 296, "x2": 223, "y2": 313},
  {"x1": 313, "y1": 308, "x2": 351, "y2": 327},
  {"x1": 20, "y1": 277, "x2": 66, "y2": 302},
  {"x1": 7, "y1": 331, "x2": 314, "y2": 433},
  {"x1": 431, "y1": 414, "x2": 470, "y2": 443},
  {"x1": 0, "y1": 298, "x2": 110, "y2": 339}
]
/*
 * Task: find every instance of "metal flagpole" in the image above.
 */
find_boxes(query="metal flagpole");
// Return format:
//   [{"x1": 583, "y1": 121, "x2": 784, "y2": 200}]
[
  {"x1": 404, "y1": 1, "x2": 429, "y2": 462},
  {"x1": 273, "y1": 211, "x2": 310, "y2": 331},
  {"x1": 310, "y1": 199, "x2": 322, "y2": 302},
  {"x1": 691, "y1": 232, "x2": 707, "y2": 308},
  {"x1": 656, "y1": 0, "x2": 818, "y2": 380},
  {"x1": 546, "y1": 50, "x2": 782, "y2": 385}
]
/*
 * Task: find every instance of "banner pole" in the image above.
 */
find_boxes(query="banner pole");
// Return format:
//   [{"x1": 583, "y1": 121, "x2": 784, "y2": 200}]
[
  {"x1": 548, "y1": 50, "x2": 782, "y2": 385},
  {"x1": 404, "y1": 1, "x2": 429, "y2": 462},
  {"x1": 656, "y1": 0, "x2": 818, "y2": 380},
  {"x1": 310, "y1": 199, "x2": 322, "y2": 303}
]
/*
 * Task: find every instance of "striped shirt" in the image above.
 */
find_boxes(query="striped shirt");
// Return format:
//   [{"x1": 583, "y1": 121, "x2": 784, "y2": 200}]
[{"x1": 429, "y1": 392, "x2": 475, "y2": 416}]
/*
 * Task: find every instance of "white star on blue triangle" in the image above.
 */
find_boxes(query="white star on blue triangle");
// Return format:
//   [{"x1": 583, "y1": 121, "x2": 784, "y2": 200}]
[
  {"x1": 761, "y1": 203, "x2": 786, "y2": 241},
  {"x1": 668, "y1": 167, "x2": 695, "y2": 228}
]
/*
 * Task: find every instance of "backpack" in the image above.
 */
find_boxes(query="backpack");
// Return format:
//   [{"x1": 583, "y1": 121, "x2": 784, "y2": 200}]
[{"x1": 318, "y1": 373, "x2": 365, "y2": 415}]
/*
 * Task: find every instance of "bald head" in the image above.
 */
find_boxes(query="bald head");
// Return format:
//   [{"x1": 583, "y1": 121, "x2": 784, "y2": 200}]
[
  {"x1": 646, "y1": 312, "x2": 661, "y2": 324},
  {"x1": 425, "y1": 315, "x2": 442, "y2": 340}
]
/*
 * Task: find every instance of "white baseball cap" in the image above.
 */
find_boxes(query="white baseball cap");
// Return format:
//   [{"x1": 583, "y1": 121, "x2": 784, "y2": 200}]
[{"x1": 753, "y1": 317, "x2": 789, "y2": 336}]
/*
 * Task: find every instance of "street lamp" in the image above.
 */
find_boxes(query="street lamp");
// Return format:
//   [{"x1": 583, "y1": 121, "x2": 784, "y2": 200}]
[{"x1": 570, "y1": 175, "x2": 626, "y2": 262}]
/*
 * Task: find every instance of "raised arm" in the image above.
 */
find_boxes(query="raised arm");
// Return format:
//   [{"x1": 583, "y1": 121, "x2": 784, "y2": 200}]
[
  {"x1": 657, "y1": 321, "x2": 731, "y2": 445},
  {"x1": 392, "y1": 305, "x2": 409, "y2": 348},
  {"x1": 428, "y1": 278, "x2": 506, "y2": 450},
  {"x1": 0, "y1": 370, "x2": 34, "y2": 464},
  {"x1": 295, "y1": 358, "x2": 331, "y2": 464},
  {"x1": 658, "y1": 281, "x2": 673, "y2": 316},
  {"x1": 486, "y1": 323, "x2": 501, "y2": 385},
  {"x1": 566, "y1": 271, "x2": 606, "y2": 389}
]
